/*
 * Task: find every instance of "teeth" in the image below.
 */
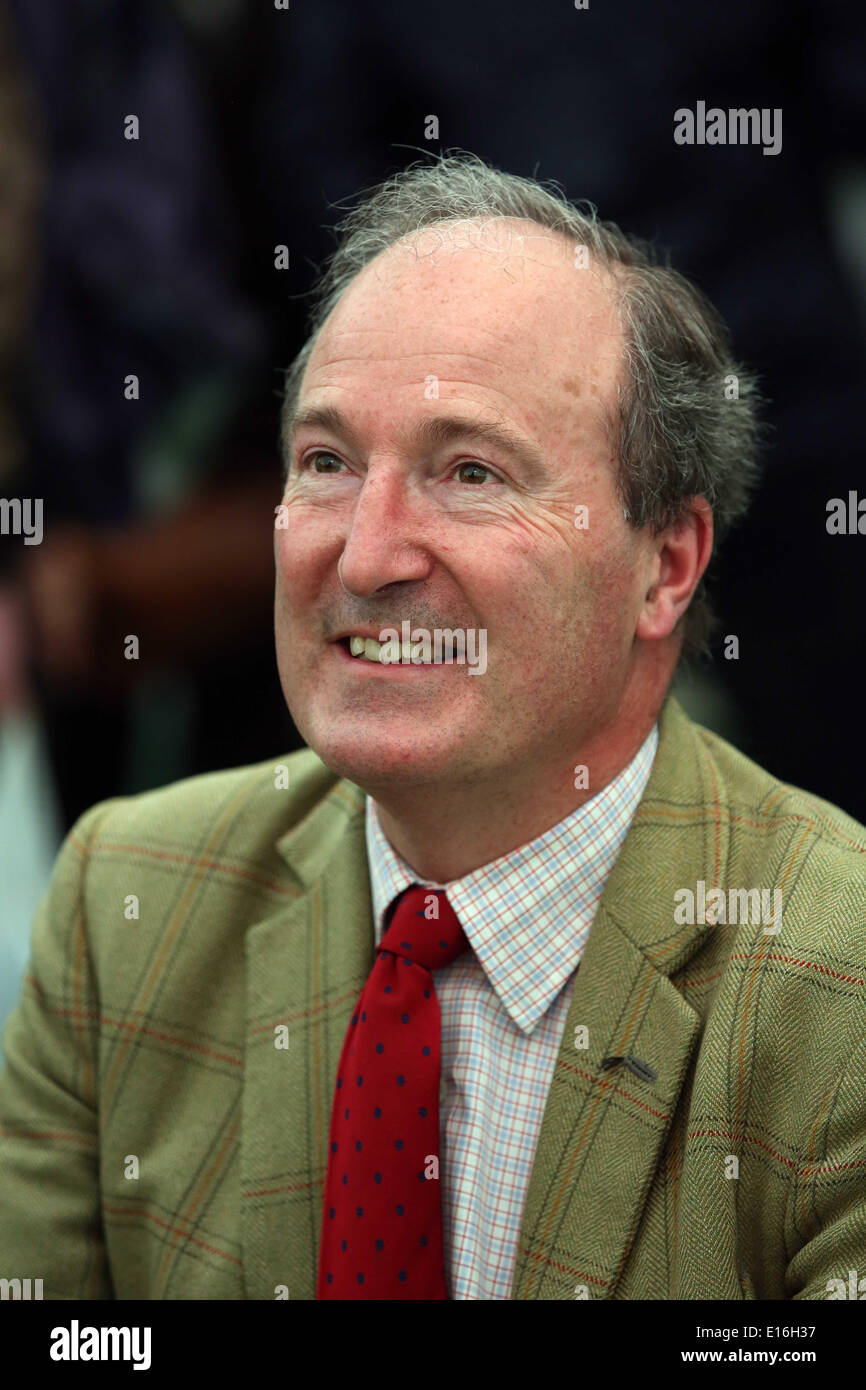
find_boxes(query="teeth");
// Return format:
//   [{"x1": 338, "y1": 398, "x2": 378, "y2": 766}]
[
  {"x1": 347, "y1": 635, "x2": 384, "y2": 661},
  {"x1": 345, "y1": 635, "x2": 434, "y2": 664}
]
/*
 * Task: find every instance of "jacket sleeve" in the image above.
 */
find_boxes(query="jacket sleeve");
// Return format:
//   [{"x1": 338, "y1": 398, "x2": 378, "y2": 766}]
[
  {"x1": 0, "y1": 800, "x2": 120, "y2": 1299},
  {"x1": 787, "y1": 1028, "x2": 866, "y2": 1299}
]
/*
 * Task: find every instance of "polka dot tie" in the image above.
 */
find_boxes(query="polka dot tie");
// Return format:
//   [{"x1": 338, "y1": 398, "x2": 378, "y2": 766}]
[{"x1": 316, "y1": 884, "x2": 469, "y2": 1299}]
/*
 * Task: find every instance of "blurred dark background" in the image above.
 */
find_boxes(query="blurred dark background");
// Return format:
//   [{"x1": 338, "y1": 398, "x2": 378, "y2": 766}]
[{"x1": 0, "y1": 0, "x2": 864, "y2": 1023}]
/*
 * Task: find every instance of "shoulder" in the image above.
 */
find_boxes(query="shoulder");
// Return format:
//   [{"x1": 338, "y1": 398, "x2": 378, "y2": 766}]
[
  {"x1": 66, "y1": 746, "x2": 349, "y2": 866},
  {"x1": 672, "y1": 700, "x2": 866, "y2": 964}
]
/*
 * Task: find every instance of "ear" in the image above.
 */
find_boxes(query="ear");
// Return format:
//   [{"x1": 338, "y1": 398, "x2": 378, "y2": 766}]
[{"x1": 635, "y1": 497, "x2": 714, "y2": 642}]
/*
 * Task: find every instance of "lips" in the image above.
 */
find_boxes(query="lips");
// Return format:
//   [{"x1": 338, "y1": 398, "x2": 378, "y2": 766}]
[{"x1": 330, "y1": 628, "x2": 392, "y2": 644}]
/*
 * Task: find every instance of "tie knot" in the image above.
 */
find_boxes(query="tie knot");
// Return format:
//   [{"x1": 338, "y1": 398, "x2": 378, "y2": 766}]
[{"x1": 380, "y1": 884, "x2": 469, "y2": 971}]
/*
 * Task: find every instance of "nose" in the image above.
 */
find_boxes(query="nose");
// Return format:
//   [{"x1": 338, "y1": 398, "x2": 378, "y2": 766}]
[{"x1": 337, "y1": 465, "x2": 433, "y2": 598}]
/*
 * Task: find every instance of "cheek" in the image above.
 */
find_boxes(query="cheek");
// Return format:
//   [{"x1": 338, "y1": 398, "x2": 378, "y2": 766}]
[
  {"x1": 274, "y1": 529, "x2": 292, "y2": 577},
  {"x1": 273, "y1": 538, "x2": 294, "y2": 614},
  {"x1": 582, "y1": 516, "x2": 640, "y2": 595},
  {"x1": 274, "y1": 516, "x2": 326, "y2": 596},
  {"x1": 593, "y1": 549, "x2": 635, "y2": 610},
  {"x1": 553, "y1": 538, "x2": 642, "y2": 658}
]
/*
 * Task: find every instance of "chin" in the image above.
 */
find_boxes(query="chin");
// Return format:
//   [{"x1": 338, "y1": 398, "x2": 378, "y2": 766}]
[{"x1": 306, "y1": 730, "x2": 453, "y2": 787}]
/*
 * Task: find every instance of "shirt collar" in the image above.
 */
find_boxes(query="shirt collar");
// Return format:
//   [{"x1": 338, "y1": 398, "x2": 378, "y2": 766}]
[{"x1": 365, "y1": 724, "x2": 658, "y2": 1033}]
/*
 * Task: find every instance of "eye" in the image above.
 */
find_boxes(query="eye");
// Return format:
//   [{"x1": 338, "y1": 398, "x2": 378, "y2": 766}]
[
  {"x1": 301, "y1": 450, "x2": 346, "y2": 475},
  {"x1": 454, "y1": 461, "x2": 500, "y2": 486}
]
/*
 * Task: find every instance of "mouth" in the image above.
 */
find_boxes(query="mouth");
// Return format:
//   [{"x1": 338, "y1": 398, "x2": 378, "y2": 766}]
[{"x1": 331, "y1": 636, "x2": 457, "y2": 672}]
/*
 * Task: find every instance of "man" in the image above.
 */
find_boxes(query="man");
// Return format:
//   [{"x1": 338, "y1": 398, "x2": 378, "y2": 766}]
[{"x1": 1, "y1": 152, "x2": 864, "y2": 1301}]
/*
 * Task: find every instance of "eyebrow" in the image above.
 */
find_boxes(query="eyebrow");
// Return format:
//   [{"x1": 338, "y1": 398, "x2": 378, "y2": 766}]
[{"x1": 284, "y1": 403, "x2": 549, "y2": 484}]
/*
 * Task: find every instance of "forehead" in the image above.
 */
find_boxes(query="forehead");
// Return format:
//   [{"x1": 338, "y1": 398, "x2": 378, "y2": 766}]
[{"x1": 301, "y1": 217, "x2": 624, "y2": 437}]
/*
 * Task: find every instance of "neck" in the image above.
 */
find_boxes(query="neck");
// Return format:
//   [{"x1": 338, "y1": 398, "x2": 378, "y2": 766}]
[{"x1": 373, "y1": 690, "x2": 665, "y2": 883}]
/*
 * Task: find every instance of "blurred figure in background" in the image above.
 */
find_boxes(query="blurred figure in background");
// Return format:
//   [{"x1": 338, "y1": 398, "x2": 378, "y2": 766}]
[
  {"x1": 6, "y1": 0, "x2": 297, "y2": 840},
  {"x1": 0, "y1": 2, "x2": 56, "y2": 1047}
]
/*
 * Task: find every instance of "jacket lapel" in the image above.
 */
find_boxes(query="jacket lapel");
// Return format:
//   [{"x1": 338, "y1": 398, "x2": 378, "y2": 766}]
[
  {"x1": 241, "y1": 776, "x2": 371, "y2": 1301},
  {"x1": 509, "y1": 696, "x2": 726, "y2": 1299}
]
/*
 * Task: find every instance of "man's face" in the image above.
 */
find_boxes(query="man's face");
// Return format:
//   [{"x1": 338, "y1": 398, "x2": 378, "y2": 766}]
[{"x1": 274, "y1": 218, "x2": 652, "y2": 792}]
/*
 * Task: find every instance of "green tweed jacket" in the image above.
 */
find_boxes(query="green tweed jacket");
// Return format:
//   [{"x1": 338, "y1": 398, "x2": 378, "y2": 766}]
[{"x1": 1, "y1": 695, "x2": 865, "y2": 1300}]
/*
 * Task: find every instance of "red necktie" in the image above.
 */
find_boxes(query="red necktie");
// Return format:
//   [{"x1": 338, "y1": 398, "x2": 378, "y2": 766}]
[{"x1": 317, "y1": 884, "x2": 469, "y2": 1299}]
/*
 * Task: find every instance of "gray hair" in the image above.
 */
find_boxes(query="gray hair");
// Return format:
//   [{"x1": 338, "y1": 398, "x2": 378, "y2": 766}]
[{"x1": 280, "y1": 151, "x2": 765, "y2": 661}]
